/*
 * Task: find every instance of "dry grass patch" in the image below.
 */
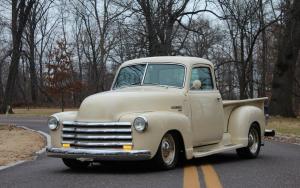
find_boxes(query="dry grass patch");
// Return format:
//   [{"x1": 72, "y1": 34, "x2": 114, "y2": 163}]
[
  {"x1": 267, "y1": 116, "x2": 300, "y2": 136},
  {"x1": 0, "y1": 125, "x2": 45, "y2": 166}
]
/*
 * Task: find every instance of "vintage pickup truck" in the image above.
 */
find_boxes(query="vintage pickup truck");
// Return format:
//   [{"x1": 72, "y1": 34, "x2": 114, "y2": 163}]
[{"x1": 46, "y1": 56, "x2": 274, "y2": 169}]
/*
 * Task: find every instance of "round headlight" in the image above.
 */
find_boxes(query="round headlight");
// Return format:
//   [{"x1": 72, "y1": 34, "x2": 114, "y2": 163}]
[
  {"x1": 133, "y1": 116, "x2": 148, "y2": 132},
  {"x1": 48, "y1": 116, "x2": 59, "y2": 130}
]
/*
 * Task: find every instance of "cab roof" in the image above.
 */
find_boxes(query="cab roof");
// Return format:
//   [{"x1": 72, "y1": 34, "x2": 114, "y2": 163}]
[{"x1": 122, "y1": 56, "x2": 214, "y2": 68}]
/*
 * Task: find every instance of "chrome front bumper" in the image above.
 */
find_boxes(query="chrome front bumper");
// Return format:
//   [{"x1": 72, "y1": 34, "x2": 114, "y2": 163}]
[{"x1": 46, "y1": 147, "x2": 151, "y2": 161}]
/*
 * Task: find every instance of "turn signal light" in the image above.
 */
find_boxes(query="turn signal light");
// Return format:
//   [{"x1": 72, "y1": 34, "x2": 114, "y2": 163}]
[
  {"x1": 123, "y1": 145, "x2": 132, "y2": 151},
  {"x1": 62, "y1": 143, "x2": 70, "y2": 148}
]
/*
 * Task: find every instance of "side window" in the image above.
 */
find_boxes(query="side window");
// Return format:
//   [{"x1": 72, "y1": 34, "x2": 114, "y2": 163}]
[{"x1": 190, "y1": 67, "x2": 214, "y2": 90}]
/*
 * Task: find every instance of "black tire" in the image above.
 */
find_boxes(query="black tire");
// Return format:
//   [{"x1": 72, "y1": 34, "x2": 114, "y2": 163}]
[
  {"x1": 62, "y1": 158, "x2": 90, "y2": 170},
  {"x1": 153, "y1": 132, "x2": 179, "y2": 170},
  {"x1": 236, "y1": 124, "x2": 261, "y2": 159}
]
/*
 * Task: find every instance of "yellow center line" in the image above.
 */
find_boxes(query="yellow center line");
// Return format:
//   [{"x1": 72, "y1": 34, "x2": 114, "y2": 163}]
[
  {"x1": 183, "y1": 166, "x2": 200, "y2": 188},
  {"x1": 201, "y1": 164, "x2": 223, "y2": 188}
]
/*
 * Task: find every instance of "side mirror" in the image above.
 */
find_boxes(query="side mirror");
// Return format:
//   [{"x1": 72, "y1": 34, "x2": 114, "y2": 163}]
[{"x1": 191, "y1": 80, "x2": 202, "y2": 90}]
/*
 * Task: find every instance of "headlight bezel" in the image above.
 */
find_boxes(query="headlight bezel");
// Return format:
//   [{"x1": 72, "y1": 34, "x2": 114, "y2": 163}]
[
  {"x1": 48, "y1": 115, "x2": 60, "y2": 130},
  {"x1": 133, "y1": 116, "x2": 148, "y2": 132}
]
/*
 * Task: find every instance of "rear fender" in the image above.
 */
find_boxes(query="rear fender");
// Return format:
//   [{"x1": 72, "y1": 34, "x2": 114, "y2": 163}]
[{"x1": 228, "y1": 106, "x2": 265, "y2": 146}]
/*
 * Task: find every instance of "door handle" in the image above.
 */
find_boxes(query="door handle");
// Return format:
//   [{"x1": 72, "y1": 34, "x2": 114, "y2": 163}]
[{"x1": 217, "y1": 97, "x2": 221, "y2": 102}]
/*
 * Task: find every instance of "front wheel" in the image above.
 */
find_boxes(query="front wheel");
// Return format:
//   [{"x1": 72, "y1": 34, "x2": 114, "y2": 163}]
[
  {"x1": 153, "y1": 133, "x2": 179, "y2": 170},
  {"x1": 236, "y1": 124, "x2": 261, "y2": 159},
  {"x1": 62, "y1": 158, "x2": 90, "y2": 170}
]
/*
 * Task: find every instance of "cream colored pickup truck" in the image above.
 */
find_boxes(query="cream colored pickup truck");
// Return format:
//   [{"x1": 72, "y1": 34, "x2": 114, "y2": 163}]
[{"x1": 46, "y1": 56, "x2": 274, "y2": 170}]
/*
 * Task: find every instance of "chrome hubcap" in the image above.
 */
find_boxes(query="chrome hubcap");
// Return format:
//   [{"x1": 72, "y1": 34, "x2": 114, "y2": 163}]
[
  {"x1": 248, "y1": 128, "x2": 259, "y2": 154},
  {"x1": 161, "y1": 134, "x2": 175, "y2": 165}
]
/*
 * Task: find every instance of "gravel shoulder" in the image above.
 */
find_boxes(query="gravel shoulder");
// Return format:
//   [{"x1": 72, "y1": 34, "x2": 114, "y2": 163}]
[
  {"x1": 266, "y1": 116, "x2": 300, "y2": 145},
  {"x1": 0, "y1": 125, "x2": 45, "y2": 166},
  {"x1": 265, "y1": 133, "x2": 300, "y2": 145}
]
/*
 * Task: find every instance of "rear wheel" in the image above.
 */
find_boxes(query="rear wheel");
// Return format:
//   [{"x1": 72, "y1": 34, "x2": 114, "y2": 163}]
[
  {"x1": 153, "y1": 133, "x2": 179, "y2": 170},
  {"x1": 62, "y1": 158, "x2": 90, "y2": 170},
  {"x1": 236, "y1": 124, "x2": 261, "y2": 159}
]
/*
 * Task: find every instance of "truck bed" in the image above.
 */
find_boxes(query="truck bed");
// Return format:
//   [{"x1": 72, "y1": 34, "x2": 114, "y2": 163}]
[{"x1": 222, "y1": 97, "x2": 268, "y2": 132}]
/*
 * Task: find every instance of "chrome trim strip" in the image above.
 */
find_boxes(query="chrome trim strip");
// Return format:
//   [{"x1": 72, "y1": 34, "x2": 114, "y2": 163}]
[
  {"x1": 63, "y1": 121, "x2": 131, "y2": 126},
  {"x1": 62, "y1": 128, "x2": 132, "y2": 133},
  {"x1": 61, "y1": 141, "x2": 132, "y2": 146},
  {"x1": 46, "y1": 147, "x2": 151, "y2": 161},
  {"x1": 61, "y1": 140, "x2": 74, "y2": 144},
  {"x1": 62, "y1": 134, "x2": 132, "y2": 140}
]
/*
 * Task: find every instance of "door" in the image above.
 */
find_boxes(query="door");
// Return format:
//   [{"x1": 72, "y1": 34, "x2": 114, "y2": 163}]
[{"x1": 188, "y1": 66, "x2": 224, "y2": 146}]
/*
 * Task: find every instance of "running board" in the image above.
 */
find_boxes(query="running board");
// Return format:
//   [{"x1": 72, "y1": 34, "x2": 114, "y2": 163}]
[{"x1": 193, "y1": 144, "x2": 244, "y2": 158}]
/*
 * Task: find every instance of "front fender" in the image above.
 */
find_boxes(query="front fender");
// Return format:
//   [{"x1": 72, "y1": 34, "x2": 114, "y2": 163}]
[
  {"x1": 49, "y1": 111, "x2": 78, "y2": 147},
  {"x1": 119, "y1": 111, "x2": 193, "y2": 159},
  {"x1": 228, "y1": 106, "x2": 265, "y2": 146}
]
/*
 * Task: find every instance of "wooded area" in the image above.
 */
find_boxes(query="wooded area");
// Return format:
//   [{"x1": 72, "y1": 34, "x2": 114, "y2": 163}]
[{"x1": 0, "y1": 0, "x2": 299, "y2": 116}]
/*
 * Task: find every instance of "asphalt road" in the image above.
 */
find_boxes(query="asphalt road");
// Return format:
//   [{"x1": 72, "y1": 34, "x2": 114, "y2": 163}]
[{"x1": 0, "y1": 116, "x2": 299, "y2": 188}]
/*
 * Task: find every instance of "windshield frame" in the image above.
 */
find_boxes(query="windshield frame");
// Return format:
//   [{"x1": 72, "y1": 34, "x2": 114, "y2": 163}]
[{"x1": 112, "y1": 62, "x2": 187, "y2": 90}]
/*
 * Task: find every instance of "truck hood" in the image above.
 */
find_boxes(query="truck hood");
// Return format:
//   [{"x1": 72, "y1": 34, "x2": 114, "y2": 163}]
[{"x1": 75, "y1": 87, "x2": 186, "y2": 121}]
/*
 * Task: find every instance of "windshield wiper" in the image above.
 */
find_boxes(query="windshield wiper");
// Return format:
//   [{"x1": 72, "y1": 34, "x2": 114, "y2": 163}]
[
  {"x1": 142, "y1": 83, "x2": 169, "y2": 88},
  {"x1": 118, "y1": 82, "x2": 141, "y2": 89},
  {"x1": 131, "y1": 82, "x2": 141, "y2": 86}
]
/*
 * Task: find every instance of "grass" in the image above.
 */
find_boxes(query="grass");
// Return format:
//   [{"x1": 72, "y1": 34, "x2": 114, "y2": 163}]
[
  {"x1": 267, "y1": 116, "x2": 300, "y2": 136},
  {"x1": 7, "y1": 108, "x2": 77, "y2": 117}
]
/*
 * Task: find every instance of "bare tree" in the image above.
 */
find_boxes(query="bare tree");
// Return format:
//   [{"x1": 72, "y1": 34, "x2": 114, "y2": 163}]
[
  {"x1": 0, "y1": 19, "x2": 11, "y2": 102},
  {"x1": 215, "y1": 0, "x2": 280, "y2": 99},
  {"x1": 24, "y1": 0, "x2": 54, "y2": 104},
  {"x1": 36, "y1": 9, "x2": 58, "y2": 93},
  {"x1": 176, "y1": 17, "x2": 222, "y2": 58},
  {"x1": 130, "y1": 0, "x2": 192, "y2": 56},
  {"x1": 71, "y1": 0, "x2": 127, "y2": 93},
  {"x1": 0, "y1": 0, "x2": 36, "y2": 114},
  {"x1": 269, "y1": 0, "x2": 300, "y2": 117},
  {"x1": 110, "y1": 17, "x2": 148, "y2": 65}
]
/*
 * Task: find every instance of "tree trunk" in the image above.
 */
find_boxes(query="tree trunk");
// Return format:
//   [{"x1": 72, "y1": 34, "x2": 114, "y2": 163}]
[
  {"x1": 239, "y1": 74, "x2": 247, "y2": 99},
  {"x1": 61, "y1": 92, "x2": 64, "y2": 112},
  {"x1": 17, "y1": 76, "x2": 28, "y2": 108},
  {"x1": 0, "y1": 61, "x2": 3, "y2": 101},
  {"x1": 28, "y1": 23, "x2": 38, "y2": 104},
  {"x1": 239, "y1": 32, "x2": 248, "y2": 99},
  {"x1": 38, "y1": 54, "x2": 44, "y2": 89},
  {"x1": 269, "y1": 0, "x2": 300, "y2": 117},
  {"x1": 0, "y1": 0, "x2": 35, "y2": 114},
  {"x1": 249, "y1": 55, "x2": 254, "y2": 98},
  {"x1": 0, "y1": 45, "x2": 21, "y2": 113},
  {"x1": 259, "y1": 0, "x2": 267, "y2": 97}
]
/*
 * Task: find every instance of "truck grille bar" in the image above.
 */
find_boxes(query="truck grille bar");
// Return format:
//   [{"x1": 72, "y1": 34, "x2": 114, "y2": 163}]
[{"x1": 62, "y1": 121, "x2": 132, "y2": 149}]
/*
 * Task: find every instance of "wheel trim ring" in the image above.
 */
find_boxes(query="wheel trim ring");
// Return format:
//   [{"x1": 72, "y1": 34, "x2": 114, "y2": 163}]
[
  {"x1": 249, "y1": 128, "x2": 259, "y2": 154},
  {"x1": 161, "y1": 134, "x2": 176, "y2": 165}
]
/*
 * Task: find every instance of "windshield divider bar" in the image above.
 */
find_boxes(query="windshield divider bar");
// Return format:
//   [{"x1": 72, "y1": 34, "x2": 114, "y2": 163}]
[{"x1": 141, "y1": 63, "x2": 148, "y2": 85}]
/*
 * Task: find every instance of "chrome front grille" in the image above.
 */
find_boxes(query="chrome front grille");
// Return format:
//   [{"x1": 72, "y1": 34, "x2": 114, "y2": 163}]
[{"x1": 62, "y1": 121, "x2": 132, "y2": 149}]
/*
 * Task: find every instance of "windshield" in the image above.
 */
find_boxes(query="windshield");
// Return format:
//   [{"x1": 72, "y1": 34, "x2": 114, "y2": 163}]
[{"x1": 113, "y1": 63, "x2": 185, "y2": 89}]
